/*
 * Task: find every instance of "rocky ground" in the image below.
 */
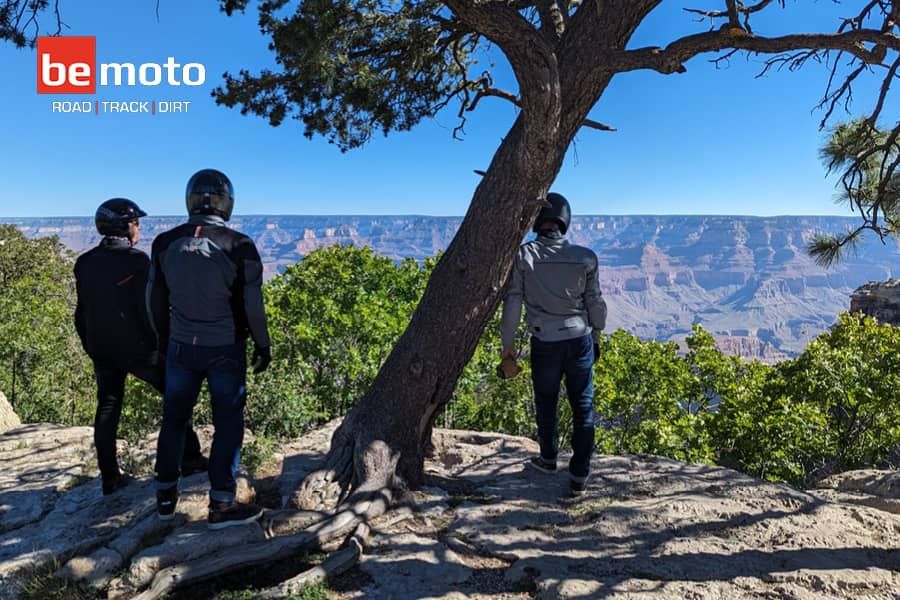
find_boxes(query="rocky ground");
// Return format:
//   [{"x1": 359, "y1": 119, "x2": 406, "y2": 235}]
[{"x1": 1, "y1": 420, "x2": 898, "y2": 599}]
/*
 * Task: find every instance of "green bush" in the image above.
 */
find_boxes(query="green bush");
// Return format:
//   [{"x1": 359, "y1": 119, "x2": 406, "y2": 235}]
[
  {"x1": 775, "y1": 312, "x2": 900, "y2": 478},
  {"x1": 0, "y1": 225, "x2": 94, "y2": 424},
  {"x1": 445, "y1": 313, "x2": 534, "y2": 437},
  {"x1": 1, "y1": 232, "x2": 897, "y2": 489},
  {"x1": 250, "y1": 245, "x2": 427, "y2": 436},
  {"x1": 593, "y1": 328, "x2": 714, "y2": 463}
]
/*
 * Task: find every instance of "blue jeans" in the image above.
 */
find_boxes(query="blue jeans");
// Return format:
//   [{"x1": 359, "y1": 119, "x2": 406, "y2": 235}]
[
  {"x1": 156, "y1": 341, "x2": 247, "y2": 502},
  {"x1": 530, "y1": 334, "x2": 595, "y2": 480}
]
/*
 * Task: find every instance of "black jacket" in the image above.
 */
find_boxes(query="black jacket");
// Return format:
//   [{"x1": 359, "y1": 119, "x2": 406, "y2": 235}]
[
  {"x1": 74, "y1": 237, "x2": 156, "y2": 366},
  {"x1": 148, "y1": 215, "x2": 270, "y2": 350}
]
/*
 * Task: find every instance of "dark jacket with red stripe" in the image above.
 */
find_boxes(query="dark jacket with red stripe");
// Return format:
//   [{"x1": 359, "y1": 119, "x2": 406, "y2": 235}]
[
  {"x1": 74, "y1": 237, "x2": 157, "y2": 366},
  {"x1": 147, "y1": 214, "x2": 270, "y2": 350}
]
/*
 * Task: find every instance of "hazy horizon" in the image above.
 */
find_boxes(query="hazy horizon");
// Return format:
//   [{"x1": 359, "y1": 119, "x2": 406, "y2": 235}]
[{"x1": 0, "y1": 212, "x2": 865, "y2": 220}]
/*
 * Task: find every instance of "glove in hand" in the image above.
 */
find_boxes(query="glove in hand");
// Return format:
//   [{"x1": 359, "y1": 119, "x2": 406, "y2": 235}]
[{"x1": 251, "y1": 345, "x2": 272, "y2": 374}]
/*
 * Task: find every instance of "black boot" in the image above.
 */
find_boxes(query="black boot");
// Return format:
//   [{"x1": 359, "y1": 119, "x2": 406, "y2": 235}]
[
  {"x1": 156, "y1": 486, "x2": 179, "y2": 520},
  {"x1": 181, "y1": 454, "x2": 209, "y2": 476},
  {"x1": 102, "y1": 473, "x2": 134, "y2": 496}
]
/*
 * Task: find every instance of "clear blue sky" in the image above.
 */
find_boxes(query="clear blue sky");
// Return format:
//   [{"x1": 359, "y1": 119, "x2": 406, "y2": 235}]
[{"x1": 0, "y1": 1, "x2": 895, "y2": 217}]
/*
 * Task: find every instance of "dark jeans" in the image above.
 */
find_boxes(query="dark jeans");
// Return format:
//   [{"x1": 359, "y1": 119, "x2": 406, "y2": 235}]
[
  {"x1": 530, "y1": 334, "x2": 595, "y2": 480},
  {"x1": 155, "y1": 341, "x2": 247, "y2": 502},
  {"x1": 93, "y1": 360, "x2": 203, "y2": 482}
]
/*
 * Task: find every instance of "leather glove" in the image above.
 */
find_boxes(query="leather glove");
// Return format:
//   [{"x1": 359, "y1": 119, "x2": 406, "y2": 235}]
[
  {"x1": 496, "y1": 356, "x2": 523, "y2": 380},
  {"x1": 251, "y1": 345, "x2": 272, "y2": 374},
  {"x1": 593, "y1": 343, "x2": 600, "y2": 365}
]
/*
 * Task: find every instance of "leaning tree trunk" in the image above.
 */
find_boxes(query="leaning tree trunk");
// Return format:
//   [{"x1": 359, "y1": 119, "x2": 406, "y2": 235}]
[
  {"x1": 294, "y1": 115, "x2": 563, "y2": 508},
  {"x1": 294, "y1": 6, "x2": 646, "y2": 510}
]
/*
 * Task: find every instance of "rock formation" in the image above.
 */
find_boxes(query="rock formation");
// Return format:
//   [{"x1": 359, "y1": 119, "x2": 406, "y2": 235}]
[
  {"x1": 813, "y1": 469, "x2": 900, "y2": 516},
  {"x1": 0, "y1": 391, "x2": 20, "y2": 434},
  {"x1": 1, "y1": 422, "x2": 898, "y2": 599},
  {"x1": 851, "y1": 279, "x2": 900, "y2": 325},
  {"x1": 4, "y1": 215, "x2": 898, "y2": 359}
]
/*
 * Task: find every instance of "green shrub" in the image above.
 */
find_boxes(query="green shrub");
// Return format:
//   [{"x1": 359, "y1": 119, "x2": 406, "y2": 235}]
[
  {"x1": 593, "y1": 329, "x2": 714, "y2": 463},
  {"x1": 0, "y1": 225, "x2": 94, "y2": 425},
  {"x1": 775, "y1": 312, "x2": 900, "y2": 479},
  {"x1": 2, "y1": 231, "x2": 898, "y2": 489}
]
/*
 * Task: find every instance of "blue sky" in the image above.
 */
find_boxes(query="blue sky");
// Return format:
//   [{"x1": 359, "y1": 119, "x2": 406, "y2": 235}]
[{"x1": 0, "y1": 1, "x2": 895, "y2": 217}]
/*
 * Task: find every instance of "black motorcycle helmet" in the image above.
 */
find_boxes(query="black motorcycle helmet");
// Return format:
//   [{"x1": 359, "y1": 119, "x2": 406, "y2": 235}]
[
  {"x1": 186, "y1": 169, "x2": 234, "y2": 221},
  {"x1": 532, "y1": 192, "x2": 571, "y2": 234},
  {"x1": 95, "y1": 198, "x2": 147, "y2": 237}
]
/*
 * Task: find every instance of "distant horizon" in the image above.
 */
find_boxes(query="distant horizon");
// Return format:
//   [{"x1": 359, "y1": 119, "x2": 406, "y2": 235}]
[{"x1": 0, "y1": 212, "x2": 863, "y2": 220}]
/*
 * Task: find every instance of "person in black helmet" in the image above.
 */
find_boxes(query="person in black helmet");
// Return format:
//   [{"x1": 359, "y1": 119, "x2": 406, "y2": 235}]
[
  {"x1": 500, "y1": 192, "x2": 607, "y2": 497},
  {"x1": 74, "y1": 198, "x2": 208, "y2": 496},
  {"x1": 149, "y1": 169, "x2": 271, "y2": 529}
]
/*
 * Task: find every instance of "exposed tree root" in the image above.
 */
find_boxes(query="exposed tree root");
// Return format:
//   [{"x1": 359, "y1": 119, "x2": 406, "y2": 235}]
[
  {"x1": 132, "y1": 488, "x2": 392, "y2": 600},
  {"x1": 292, "y1": 423, "x2": 356, "y2": 511},
  {"x1": 257, "y1": 522, "x2": 370, "y2": 599},
  {"x1": 258, "y1": 501, "x2": 421, "y2": 598},
  {"x1": 292, "y1": 422, "x2": 398, "y2": 512},
  {"x1": 262, "y1": 509, "x2": 335, "y2": 538}
]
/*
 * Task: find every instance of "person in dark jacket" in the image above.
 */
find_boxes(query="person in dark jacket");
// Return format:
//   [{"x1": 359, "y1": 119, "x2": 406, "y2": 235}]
[
  {"x1": 500, "y1": 193, "x2": 607, "y2": 497},
  {"x1": 149, "y1": 169, "x2": 271, "y2": 529},
  {"x1": 75, "y1": 198, "x2": 208, "y2": 496}
]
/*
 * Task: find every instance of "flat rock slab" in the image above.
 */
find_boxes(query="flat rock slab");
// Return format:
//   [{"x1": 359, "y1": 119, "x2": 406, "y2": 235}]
[
  {"x1": 2, "y1": 424, "x2": 899, "y2": 599},
  {"x1": 0, "y1": 424, "x2": 255, "y2": 599},
  {"x1": 328, "y1": 431, "x2": 899, "y2": 599},
  {"x1": 0, "y1": 424, "x2": 96, "y2": 534},
  {"x1": 441, "y1": 440, "x2": 900, "y2": 600}
]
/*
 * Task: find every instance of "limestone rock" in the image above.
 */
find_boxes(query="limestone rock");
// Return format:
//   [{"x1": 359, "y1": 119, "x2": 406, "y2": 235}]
[
  {"x1": 817, "y1": 469, "x2": 900, "y2": 499},
  {"x1": 0, "y1": 391, "x2": 20, "y2": 434},
  {"x1": 809, "y1": 488, "x2": 900, "y2": 516},
  {"x1": 851, "y1": 279, "x2": 900, "y2": 325},
  {"x1": 0, "y1": 424, "x2": 96, "y2": 535},
  {"x1": 2, "y1": 423, "x2": 899, "y2": 599}
]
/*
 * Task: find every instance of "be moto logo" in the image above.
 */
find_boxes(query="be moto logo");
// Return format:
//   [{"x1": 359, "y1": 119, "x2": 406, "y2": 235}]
[{"x1": 37, "y1": 36, "x2": 206, "y2": 94}]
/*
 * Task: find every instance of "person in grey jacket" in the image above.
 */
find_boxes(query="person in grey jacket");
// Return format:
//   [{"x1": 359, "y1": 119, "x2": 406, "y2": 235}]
[
  {"x1": 149, "y1": 169, "x2": 271, "y2": 529},
  {"x1": 500, "y1": 192, "x2": 607, "y2": 496}
]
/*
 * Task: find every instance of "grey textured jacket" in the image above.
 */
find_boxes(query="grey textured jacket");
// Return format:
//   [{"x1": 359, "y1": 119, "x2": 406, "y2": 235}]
[
  {"x1": 148, "y1": 215, "x2": 270, "y2": 350},
  {"x1": 500, "y1": 233, "x2": 607, "y2": 347}
]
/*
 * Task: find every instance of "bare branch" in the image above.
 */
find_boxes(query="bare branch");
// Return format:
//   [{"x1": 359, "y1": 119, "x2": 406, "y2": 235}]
[
  {"x1": 817, "y1": 62, "x2": 867, "y2": 128},
  {"x1": 684, "y1": 0, "x2": 781, "y2": 32},
  {"x1": 612, "y1": 28, "x2": 899, "y2": 76},
  {"x1": 445, "y1": 0, "x2": 561, "y2": 146},
  {"x1": 581, "y1": 118, "x2": 616, "y2": 132},
  {"x1": 725, "y1": 0, "x2": 741, "y2": 28},
  {"x1": 469, "y1": 85, "x2": 521, "y2": 111},
  {"x1": 867, "y1": 55, "x2": 900, "y2": 126},
  {"x1": 684, "y1": 0, "x2": 779, "y2": 20},
  {"x1": 0, "y1": 0, "x2": 66, "y2": 47}
]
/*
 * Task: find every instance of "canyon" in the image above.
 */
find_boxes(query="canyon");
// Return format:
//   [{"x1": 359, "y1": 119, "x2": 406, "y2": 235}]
[{"x1": 3, "y1": 215, "x2": 896, "y2": 360}]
